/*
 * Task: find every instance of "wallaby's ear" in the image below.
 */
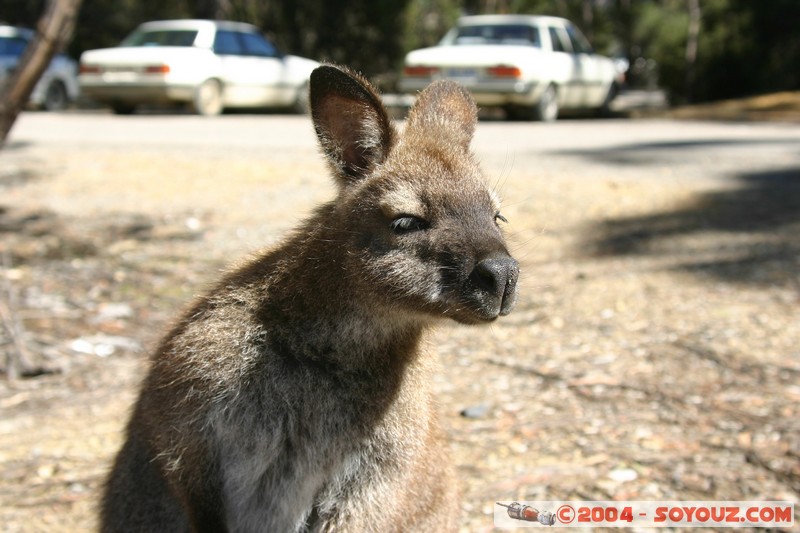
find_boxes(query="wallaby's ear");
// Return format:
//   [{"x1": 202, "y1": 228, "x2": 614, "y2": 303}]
[
  {"x1": 405, "y1": 80, "x2": 477, "y2": 151},
  {"x1": 310, "y1": 65, "x2": 395, "y2": 186}
]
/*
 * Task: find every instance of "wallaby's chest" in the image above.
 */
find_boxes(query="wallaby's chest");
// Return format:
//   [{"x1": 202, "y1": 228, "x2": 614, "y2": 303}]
[{"x1": 208, "y1": 363, "x2": 411, "y2": 531}]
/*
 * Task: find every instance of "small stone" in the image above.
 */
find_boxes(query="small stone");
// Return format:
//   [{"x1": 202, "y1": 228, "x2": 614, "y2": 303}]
[
  {"x1": 460, "y1": 404, "x2": 490, "y2": 419},
  {"x1": 608, "y1": 467, "x2": 638, "y2": 482}
]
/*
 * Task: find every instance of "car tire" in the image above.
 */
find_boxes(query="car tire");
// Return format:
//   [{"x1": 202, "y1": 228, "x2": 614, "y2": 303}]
[
  {"x1": 596, "y1": 82, "x2": 619, "y2": 117},
  {"x1": 43, "y1": 80, "x2": 68, "y2": 111},
  {"x1": 533, "y1": 84, "x2": 558, "y2": 122},
  {"x1": 291, "y1": 82, "x2": 310, "y2": 114},
  {"x1": 111, "y1": 103, "x2": 137, "y2": 115},
  {"x1": 193, "y1": 79, "x2": 223, "y2": 116},
  {"x1": 504, "y1": 105, "x2": 530, "y2": 121}
]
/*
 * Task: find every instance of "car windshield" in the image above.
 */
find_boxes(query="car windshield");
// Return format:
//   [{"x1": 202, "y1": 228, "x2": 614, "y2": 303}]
[
  {"x1": 120, "y1": 29, "x2": 198, "y2": 47},
  {"x1": 0, "y1": 36, "x2": 29, "y2": 57},
  {"x1": 443, "y1": 24, "x2": 541, "y2": 47}
]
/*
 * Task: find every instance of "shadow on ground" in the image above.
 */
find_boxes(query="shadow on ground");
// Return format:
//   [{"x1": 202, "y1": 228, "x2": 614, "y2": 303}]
[
  {"x1": 563, "y1": 139, "x2": 800, "y2": 287},
  {"x1": 557, "y1": 137, "x2": 799, "y2": 166}
]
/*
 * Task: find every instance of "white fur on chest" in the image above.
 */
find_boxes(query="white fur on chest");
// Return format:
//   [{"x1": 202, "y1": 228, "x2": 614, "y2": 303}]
[{"x1": 212, "y1": 410, "x2": 322, "y2": 532}]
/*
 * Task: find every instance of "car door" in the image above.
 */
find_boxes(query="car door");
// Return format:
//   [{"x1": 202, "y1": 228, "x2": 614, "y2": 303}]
[
  {"x1": 546, "y1": 25, "x2": 581, "y2": 108},
  {"x1": 564, "y1": 23, "x2": 605, "y2": 107},
  {"x1": 213, "y1": 30, "x2": 285, "y2": 107}
]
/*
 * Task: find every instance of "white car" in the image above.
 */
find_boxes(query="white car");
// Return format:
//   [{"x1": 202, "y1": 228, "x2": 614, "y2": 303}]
[
  {"x1": 399, "y1": 15, "x2": 620, "y2": 121},
  {"x1": 0, "y1": 25, "x2": 79, "y2": 111},
  {"x1": 79, "y1": 20, "x2": 320, "y2": 115}
]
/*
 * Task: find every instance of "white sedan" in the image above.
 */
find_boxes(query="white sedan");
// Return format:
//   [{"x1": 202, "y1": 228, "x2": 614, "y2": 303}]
[
  {"x1": 399, "y1": 15, "x2": 620, "y2": 121},
  {"x1": 79, "y1": 20, "x2": 319, "y2": 115}
]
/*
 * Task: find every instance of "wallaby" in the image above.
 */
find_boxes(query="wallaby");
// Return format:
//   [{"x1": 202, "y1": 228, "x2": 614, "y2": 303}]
[{"x1": 100, "y1": 64, "x2": 519, "y2": 532}]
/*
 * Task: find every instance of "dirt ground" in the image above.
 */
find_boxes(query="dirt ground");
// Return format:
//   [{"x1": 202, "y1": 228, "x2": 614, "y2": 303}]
[
  {"x1": 659, "y1": 92, "x2": 800, "y2": 123},
  {"x1": 1, "y1": 112, "x2": 799, "y2": 532}
]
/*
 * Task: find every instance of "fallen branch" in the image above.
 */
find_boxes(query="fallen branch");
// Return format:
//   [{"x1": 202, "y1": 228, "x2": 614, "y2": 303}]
[{"x1": 0, "y1": 251, "x2": 55, "y2": 380}]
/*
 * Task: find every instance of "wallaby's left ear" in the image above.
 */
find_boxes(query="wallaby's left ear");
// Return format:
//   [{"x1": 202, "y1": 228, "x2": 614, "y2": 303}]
[
  {"x1": 310, "y1": 65, "x2": 395, "y2": 186},
  {"x1": 405, "y1": 80, "x2": 477, "y2": 152}
]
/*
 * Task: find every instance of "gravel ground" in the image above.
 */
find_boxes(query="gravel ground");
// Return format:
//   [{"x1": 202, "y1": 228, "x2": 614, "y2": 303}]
[{"x1": 1, "y1": 112, "x2": 799, "y2": 531}]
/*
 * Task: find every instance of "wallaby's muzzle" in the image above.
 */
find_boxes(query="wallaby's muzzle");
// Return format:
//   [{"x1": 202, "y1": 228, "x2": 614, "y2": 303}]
[
  {"x1": 462, "y1": 253, "x2": 519, "y2": 322},
  {"x1": 472, "y1": 255, "x2": 519, "y2": 316}
]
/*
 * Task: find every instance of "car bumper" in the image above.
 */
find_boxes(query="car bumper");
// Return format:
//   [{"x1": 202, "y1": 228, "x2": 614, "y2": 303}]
[
  {"x1": 399, "y1": 77, "x2": 538, "y2": 106},
  {"x1": 79, "y1": 80, "x2": 195, "y2": 104}
]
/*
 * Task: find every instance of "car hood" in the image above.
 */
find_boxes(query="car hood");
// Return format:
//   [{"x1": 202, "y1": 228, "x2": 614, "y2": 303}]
[{"x1": 405, "y1": 44, "x2": 541, "y2": 67}]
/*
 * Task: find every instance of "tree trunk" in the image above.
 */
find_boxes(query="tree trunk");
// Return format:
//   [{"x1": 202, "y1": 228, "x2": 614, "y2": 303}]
[
  {"x1": 0, "y1": 0, "x2": 83, "y2": 147},
  {"x1": 582, "y1": 0, "x2": 594, "y2": 43},
  {"x1": 684, "y1": 0, "x2": 702, "y2": 103}
]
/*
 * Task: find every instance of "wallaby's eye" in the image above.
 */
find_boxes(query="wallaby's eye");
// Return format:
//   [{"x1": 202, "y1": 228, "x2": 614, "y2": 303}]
[
  {"x1": 495, "y1": 212, "x2": 508, "y2": 225},
  {"x1": 390, "y1": 215, "x2": 428, "y2": 234}
]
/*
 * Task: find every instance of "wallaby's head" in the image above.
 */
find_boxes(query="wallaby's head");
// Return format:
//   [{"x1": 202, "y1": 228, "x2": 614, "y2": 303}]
[{"x1": 310, "y1": 65, "x2": 518, "y2": 325}]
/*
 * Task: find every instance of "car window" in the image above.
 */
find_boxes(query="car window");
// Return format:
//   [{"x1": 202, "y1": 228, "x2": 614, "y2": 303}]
[
  {"x1": 452, "y1": 24, "x2": 540, "y2": 47},
  {"x1": 239, "y1": 32, "x2": 279, "y2": 57},
  {"x1": 0, "y1": 36, "x2": 29, "y2": 57},
  {"x1": 548, "y1": 27, "x2": 569, "y2": 53},
  {"x1": 213, "y1": 30, "x2": 244, "y2": 55},
  {"x1": 565, "y1": 24, "x2": 593, "y2": 54},
  {"x1": 121, "y1": 30, "x2": 198, "y2": 47}
]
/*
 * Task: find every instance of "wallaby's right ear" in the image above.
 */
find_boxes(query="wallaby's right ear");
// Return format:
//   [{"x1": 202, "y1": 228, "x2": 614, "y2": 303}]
[{"x1": 310, "y1": 65, "x2": 395, "y2": 186}]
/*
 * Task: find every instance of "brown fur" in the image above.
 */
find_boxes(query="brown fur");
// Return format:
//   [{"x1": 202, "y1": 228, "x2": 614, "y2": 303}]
[{"x1": 100, "y1": 65, "x2": 518, "y2": 532}]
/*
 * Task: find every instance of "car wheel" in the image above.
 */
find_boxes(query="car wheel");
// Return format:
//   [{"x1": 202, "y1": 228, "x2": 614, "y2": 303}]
[
  {"x1": 111, "y1": 103, "x2": 137, "y2": 115},
  {"x1": 43, "y1": 80, "x2": 68, "y2": 111},
  {"x1": 596, "y1": 82, "x2": 619, "y2": 117},
  {"x1": 533, "y1": 84, "x2": 558, "y2": 122},
  {"x1": 193, "y1": 79, "x2": 223, "y2": 116},
  {"x1": 504, "y1": 105, "x2": 530, "y2": 121},
  {"x1": 291, "y1": 82, "x2": 310, "y2": 114}
]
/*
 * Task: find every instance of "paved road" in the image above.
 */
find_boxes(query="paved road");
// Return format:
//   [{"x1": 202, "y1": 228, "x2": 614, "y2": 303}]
[
  {"x1": 8, "y1": 111, "x2": 799, "y2": 180},
  {"x1": 6, "y1": 110, "x2": 798, "y2": 257}
]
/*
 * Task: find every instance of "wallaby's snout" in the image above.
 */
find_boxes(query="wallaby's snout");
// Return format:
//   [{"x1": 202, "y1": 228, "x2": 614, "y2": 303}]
[{"x1": 470, "y1": 254, "x2": 519, "y2": 319}]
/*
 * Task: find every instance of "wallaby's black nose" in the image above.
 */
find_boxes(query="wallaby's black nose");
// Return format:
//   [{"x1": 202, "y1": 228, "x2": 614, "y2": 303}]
[{"x1": 471, "y1": 256, "x2": 519, "y2": 316}]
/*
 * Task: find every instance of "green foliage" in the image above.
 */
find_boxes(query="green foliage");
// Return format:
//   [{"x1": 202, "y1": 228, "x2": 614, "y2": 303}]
[
  {"x1": 631, "y1": 0, "x2": 799, "y2": 103},
  {"x1": 257, "y1": 0, "x2": 411, "y2": 76},
  {"x1": 0, "y1": 0, "x2": 48, "y2": 27},
  {"x1": 403, "y1": 0, "x2": 461, "y2": 52},
  {"x1": 634, "y1": 1, "x2": 689, "y2": 98},
  {"x1": 733, "y1": 0, "x2": 800, "y2": 94},
  {"x1": 69, "y1": 0, "x2": 192, "y2": 57},
  {"x1": 692, "y1": 0, "x2": 753, "y2": 101}
]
